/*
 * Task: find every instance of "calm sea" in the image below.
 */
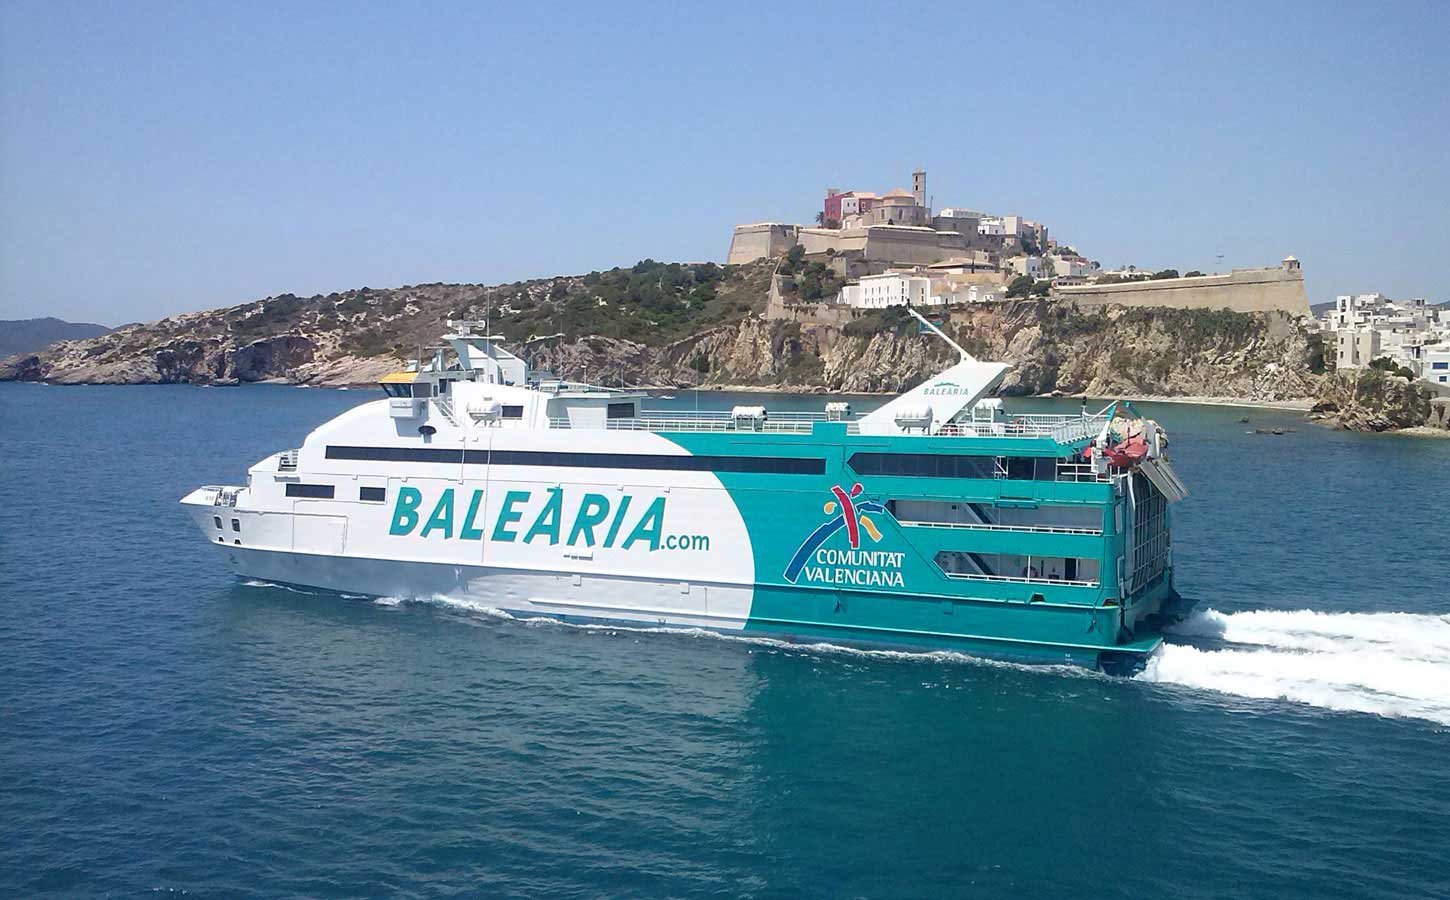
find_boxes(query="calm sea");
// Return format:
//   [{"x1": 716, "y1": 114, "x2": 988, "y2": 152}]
[{"x1": 2, "y1": 383, "x2": 1447, "y2": 899}]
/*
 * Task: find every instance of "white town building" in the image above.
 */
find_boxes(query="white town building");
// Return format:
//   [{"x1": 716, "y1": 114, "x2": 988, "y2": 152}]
[
  {"x1": 1050, "y1": 255, "x2": 1099, "y2": 278},
  {"x1": 840, "y1": 273, "x2": 932, "y2": 309},
  {"x1": 1420, "y1": 345, "x2": 1450, "y2": 385},
  {"x1": 1324, "y1": 293, "x2": 1450, "y2": 380},
  {"x1": 1004, "y1": 256, "x2": 1044, "y2": 278}
]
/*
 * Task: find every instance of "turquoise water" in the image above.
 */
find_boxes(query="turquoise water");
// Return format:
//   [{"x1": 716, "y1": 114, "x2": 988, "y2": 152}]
[{"x1": 2, "y1": 383, "x2": 1447, "y2": 898}]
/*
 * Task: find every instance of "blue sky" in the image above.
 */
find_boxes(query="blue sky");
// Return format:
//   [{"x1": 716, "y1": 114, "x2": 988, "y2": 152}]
[{"x1": 2, "y1": 0, "x2": 1447, "y2": 324}]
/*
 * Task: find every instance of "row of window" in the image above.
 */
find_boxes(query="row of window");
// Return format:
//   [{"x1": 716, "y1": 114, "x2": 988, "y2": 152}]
[
  {"x1": 312, "y1": 447, "x2": 1066, "y2": 481},
  {"x1": 935, "y1": 551, "x2": 1101, "y2": 584},
  {"x1": 286, "y1": 483, "x2": 387, "y2": 502},
  {"x1": 211, "y1": 515, "x2": 242, "y2": 545},
  {"x1": 323, "y1": 446, "x2": 826, "y2": 475},
  {"x1": 889, "y1": 499, "x2": 1103, "y2": 532},
  {"x1": 849, "y1": 452, "x2": 1059, "y2": 481}
]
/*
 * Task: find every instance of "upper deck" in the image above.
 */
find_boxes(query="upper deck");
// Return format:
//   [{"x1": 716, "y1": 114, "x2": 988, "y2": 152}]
[{"x1": 546, "y1": 408, "x2": 1108, "y2": 445}]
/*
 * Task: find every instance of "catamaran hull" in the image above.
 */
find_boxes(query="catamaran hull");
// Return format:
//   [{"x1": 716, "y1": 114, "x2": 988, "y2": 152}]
[{"x1": 203, "y1": 539, "x2": 1168, "y2": 669}]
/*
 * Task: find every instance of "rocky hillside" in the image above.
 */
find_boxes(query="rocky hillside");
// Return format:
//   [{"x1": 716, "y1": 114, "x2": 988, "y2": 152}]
[
  {"x1": 2, "y1": 260, "x2": 1330, "y2": 407},
  {"x1": 1307, "y1": 369, "x2": 1437, "y2": 431},
  {"x1": 0, "y1": 260, "x2": 772, "y2": 386}
]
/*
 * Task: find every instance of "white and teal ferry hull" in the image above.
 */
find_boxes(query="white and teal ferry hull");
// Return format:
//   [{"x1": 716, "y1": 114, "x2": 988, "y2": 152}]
[{"x1": 184, "y1": 421, "x2": 1180, "y2": 669}]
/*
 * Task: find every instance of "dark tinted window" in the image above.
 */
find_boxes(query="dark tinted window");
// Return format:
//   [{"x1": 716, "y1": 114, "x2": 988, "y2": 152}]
[
  {"x1": 359, "y1": 486, "x2": 387, "y2": 502},
  {"x1": 213, "y1": 516, "x2": 222, "y2": 529},
  {"x1": 849, "y1": 452, "x2": 1058, "y2": 480},
  {"x1": 286, "y1": 483, "x2": 335, "y2": 499},
  {"x1": 607, "y1": 402, "x2": 636, "y2": 419},
  {"x1": 328, "y1": 446, "x2": 463, "y2": 463},
  {"x1": 501, "y1": 405, "x2": 524, "y2": 419},
  {"x1": 230, "y1": 518, "x2": 240, "y2": 532},
  {"x1": 848, "y1": 453, "x2": 995, "y2": 479},
  {"x1": 326, "y1": 445, "x2": 824, "y2": 475},
  {"x1": 480, "y1": 449, "x2": 823, "y2": 474}
]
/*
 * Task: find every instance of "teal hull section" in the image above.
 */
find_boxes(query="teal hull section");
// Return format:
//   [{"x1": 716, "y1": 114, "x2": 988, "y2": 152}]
[
  {"x1": 660, "y1": 422, "x2": 1183, "y2": 666},
  {"x1": 740, "y1": 578, "x2": 1174, "y2": 668}
]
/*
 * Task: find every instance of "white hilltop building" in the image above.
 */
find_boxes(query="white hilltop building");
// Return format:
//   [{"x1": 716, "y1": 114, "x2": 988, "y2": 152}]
[
  {"x1": 838, "y1": 270, "x2": 1008, "y2": 310},
  {"x1": 839, "y1": 273, "x2": 931, "y2": 309}
]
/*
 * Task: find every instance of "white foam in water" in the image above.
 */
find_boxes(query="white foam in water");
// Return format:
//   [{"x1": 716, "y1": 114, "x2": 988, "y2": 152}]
[
  {"x1": 412, "y1": 594, "x2": 1096, "y2": 678},
  {"x1": 1140, "y1": 608, "x2": 1450, "y2": 725}
]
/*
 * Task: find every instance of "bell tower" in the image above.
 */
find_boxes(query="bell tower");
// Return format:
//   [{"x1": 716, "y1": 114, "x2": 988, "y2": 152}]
[{"x1": 912, "y1": 168, "x2": 926, "y2": 209}]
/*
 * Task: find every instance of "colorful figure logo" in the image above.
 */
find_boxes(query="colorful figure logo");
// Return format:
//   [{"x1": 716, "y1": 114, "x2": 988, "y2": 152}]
[{"x1": 783, "y1": 483, "x2": 886, "y2": 582}]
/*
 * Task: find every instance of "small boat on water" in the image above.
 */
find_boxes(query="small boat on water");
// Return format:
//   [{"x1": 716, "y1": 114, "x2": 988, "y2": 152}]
[{"x1": 182, "y1": 312, "x2": 1191, "y2": 668}]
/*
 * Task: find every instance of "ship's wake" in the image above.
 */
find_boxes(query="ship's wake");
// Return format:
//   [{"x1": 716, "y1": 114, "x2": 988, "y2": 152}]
[{"x1": 1140, "y1": 608, "x2": 1450, "y2": 725}]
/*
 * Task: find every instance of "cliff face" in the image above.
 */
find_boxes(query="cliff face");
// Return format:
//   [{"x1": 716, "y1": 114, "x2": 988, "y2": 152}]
[
  {"x1": 2, "y1": 268, "x2": 1326, "y2": 407},
  {"x1": 1307, "y1": 369, "x2": 1435, "y2": 431},
  {"x1": 486, "y1": 301, "x2": 1327, "y2": 402}
]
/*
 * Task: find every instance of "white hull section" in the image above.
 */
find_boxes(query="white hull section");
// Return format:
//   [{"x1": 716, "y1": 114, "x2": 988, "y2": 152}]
[
  {"x1": 182, "y1": 422, "x2": 762, "y2": 631},
  {"x1": 200, "y1": 540, "x2": 754, "y2": 632}
]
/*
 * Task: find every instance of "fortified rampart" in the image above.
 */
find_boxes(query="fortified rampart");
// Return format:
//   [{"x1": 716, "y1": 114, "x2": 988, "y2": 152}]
[
  {"x1": 726, "y1": 223, "x2": 799, "y2": 265},
  {"x1": 731, "y1": 223, "x2": 999, "y2": 268},
  {"x1": 1054, "y1": 262, "x2": 1310, "y2": 316}
]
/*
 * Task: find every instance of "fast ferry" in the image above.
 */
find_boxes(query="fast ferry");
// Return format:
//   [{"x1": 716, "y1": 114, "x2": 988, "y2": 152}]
[{"x1": 182, "y1": 314, "x2": 1191, "y2": 668}]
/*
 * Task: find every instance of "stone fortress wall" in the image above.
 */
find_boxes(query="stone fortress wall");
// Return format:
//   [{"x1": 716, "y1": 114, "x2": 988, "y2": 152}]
[
  {"x1": 1054, "y1": 260, "x2": 1310, "y2": 316},
  {"x1": 729, "y1": 223, "x2": 994, "y2": 268},
  {"x1": 725, "y1": 224, "x2": 800, "y2": 265}
]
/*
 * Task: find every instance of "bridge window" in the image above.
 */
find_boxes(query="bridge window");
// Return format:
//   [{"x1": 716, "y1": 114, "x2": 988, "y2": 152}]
[
  {"x1": 608, "y1": 402, "x2": 637, "y2": 419},
  {"x1": 380, "y1": 382, "x2": 432, "y2": 398},
  {"x1": 501, "y1": 405, "x2": 525, "y2": 419},
  {"x1": 286, "y1": 483, "x2": 335, "y2": 499}
]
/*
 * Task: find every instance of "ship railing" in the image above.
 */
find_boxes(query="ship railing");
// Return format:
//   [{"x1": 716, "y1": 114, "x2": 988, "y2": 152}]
[
  {"x1": 896, "y1": 519, "x2": 1104, "y2": 536},
  {"x1": 433, "y1": 396, "x2": 458, "y2": 426},
  {"x1": 936, "y1": 413, "x2": 1108, "y2": 443},
  {"x1": 941, "y1": 571, "x2": 1100, "y2": 588},
  {"x1": 201, "y1": 486, "x2": 240, "y2": 507},
  {"x1": 1055, "y1": 460, "x2": 1111, "y2": 483},
  {"x1": 545, "y1": 410, "x2": 1114, "y2": 444},
  {"x1": 277, "y1": 449, "x2": 299, "y2": 472},
  {"x1": 548, "y1": 411, "x2": 845, "y2": 434}
]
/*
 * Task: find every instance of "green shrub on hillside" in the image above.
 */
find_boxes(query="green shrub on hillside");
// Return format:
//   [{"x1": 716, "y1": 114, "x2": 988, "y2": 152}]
[{"x1": 489, "y1": 260, "x2": 768, "y2": 346}]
